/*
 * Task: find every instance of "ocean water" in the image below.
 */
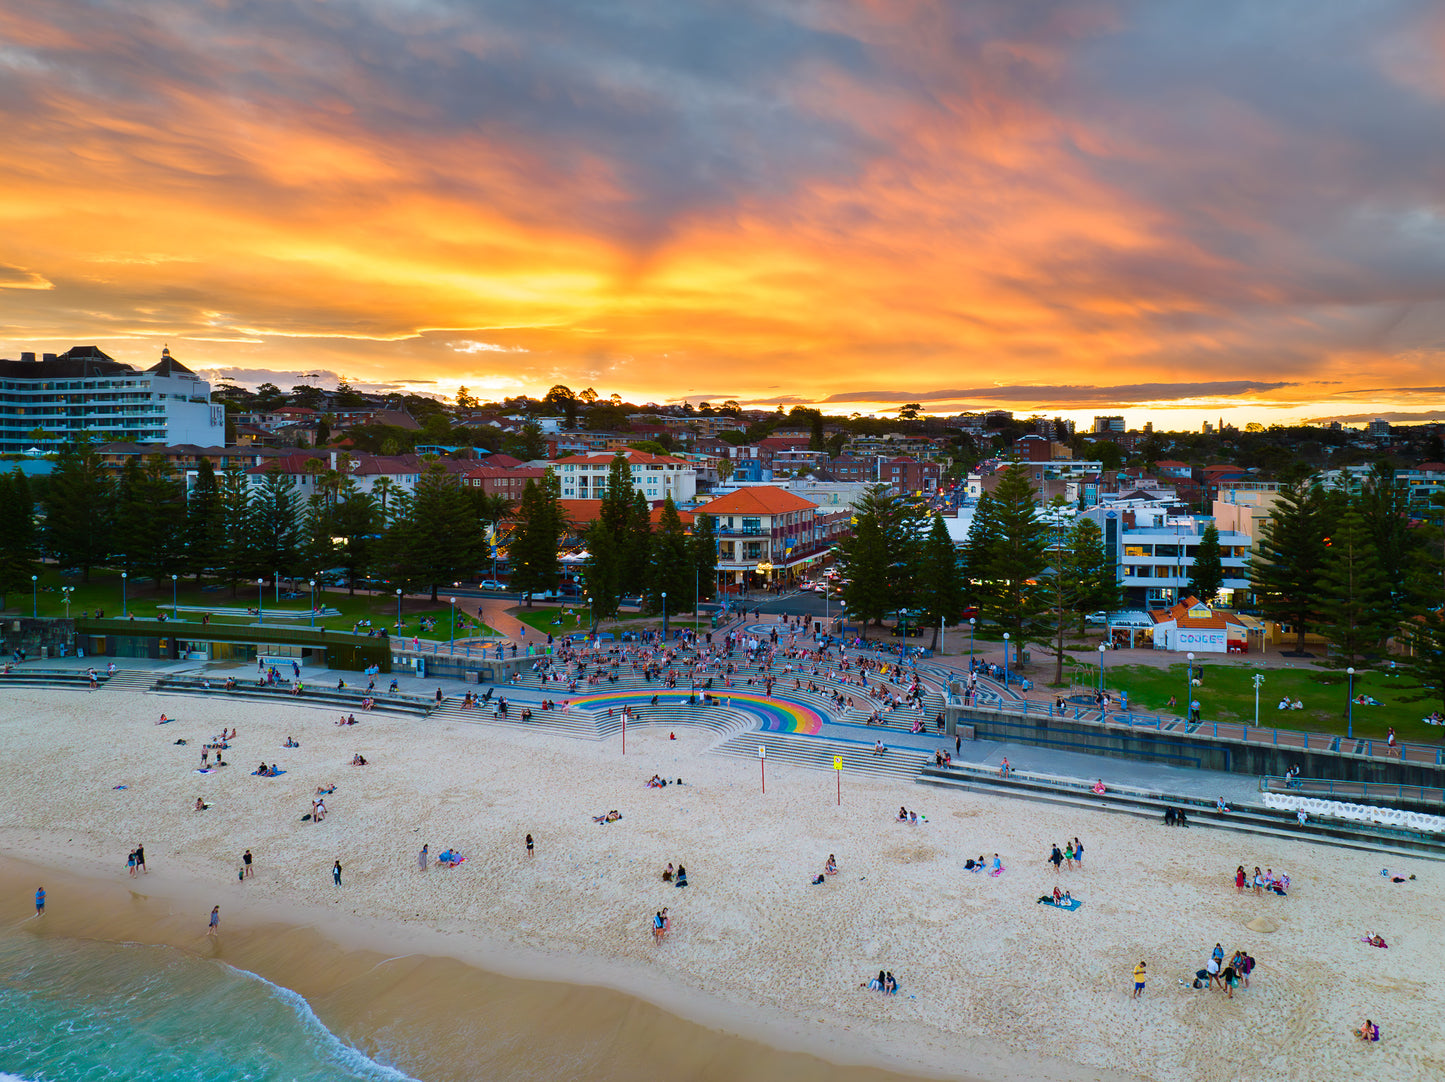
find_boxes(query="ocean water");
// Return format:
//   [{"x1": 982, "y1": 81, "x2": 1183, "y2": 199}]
[{"x1": 0, "y1": 932, "x2": 420, "y2": 1082}]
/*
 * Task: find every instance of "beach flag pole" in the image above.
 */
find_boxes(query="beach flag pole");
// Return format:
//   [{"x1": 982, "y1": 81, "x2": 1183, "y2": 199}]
[
  {"x1": 834, "y1": 755, "x2": 842, "y2": 805},
  {"x1": 622, "y1": 713, "x2": 626, "y2": 755},
  {"x1": 759, "y1": 745, "x2": 766, "y2": 794}
]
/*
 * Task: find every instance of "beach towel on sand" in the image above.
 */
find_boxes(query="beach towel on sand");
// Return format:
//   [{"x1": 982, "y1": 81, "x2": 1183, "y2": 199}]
[
  {"x1": 251, "y1": 769, "x2": 287, "y2": 777},
  {"x1": 1037, "y1": 897, "x2": 1083, "y2": 911},
  {"x1": 195, "y1": 768, "x2": 213, "y2": 774}
]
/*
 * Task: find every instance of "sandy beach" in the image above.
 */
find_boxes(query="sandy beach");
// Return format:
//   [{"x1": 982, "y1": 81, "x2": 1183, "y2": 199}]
[{"x1": 2, "y1": 685, "x2": 1442, "y2": 1082}]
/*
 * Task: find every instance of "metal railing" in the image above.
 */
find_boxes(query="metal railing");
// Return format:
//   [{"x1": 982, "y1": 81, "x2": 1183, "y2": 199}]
[
  {"x1": 945, "y1": 696, "x2": 1445, "y2": 765},
  {"x1": 1260, "y1": 775, "x2": 1445, "y2": 805}
]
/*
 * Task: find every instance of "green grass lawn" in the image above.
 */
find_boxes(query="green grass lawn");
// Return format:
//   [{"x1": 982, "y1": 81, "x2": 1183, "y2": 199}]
[
  {"x1": 17, "y1": 569, "x2": 496, "y2": 639},
  {"x1": 1097, "y1": 661, "x2": 1438, "y2": 744}
]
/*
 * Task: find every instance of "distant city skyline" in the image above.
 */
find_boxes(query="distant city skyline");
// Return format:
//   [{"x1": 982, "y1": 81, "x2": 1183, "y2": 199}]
[{"x1": 3, "y1": 3, "x2": 1444, "y2": 427}]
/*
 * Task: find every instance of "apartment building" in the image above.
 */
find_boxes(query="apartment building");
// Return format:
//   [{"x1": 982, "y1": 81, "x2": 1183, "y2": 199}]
[
  {"x1": 553, "y1": 450, "x2": 697, "y2": 503},
  {"x1": 0, "y1": 345, "x2": 224, "y2": 453}
]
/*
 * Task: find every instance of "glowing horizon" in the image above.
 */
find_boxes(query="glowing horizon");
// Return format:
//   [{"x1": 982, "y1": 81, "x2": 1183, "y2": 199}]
[{"x1": 2, "y1": 2, "x2": 1444, "y2": 430}]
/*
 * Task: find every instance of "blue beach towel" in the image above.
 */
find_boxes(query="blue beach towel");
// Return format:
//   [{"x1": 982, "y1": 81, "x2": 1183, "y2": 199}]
[
  {"x1": 1039, "y1": 897, "x2": 1082, "y2": 911},
  {"x1": 251, "y1": 769, "x2": 287, "y2": 777}
]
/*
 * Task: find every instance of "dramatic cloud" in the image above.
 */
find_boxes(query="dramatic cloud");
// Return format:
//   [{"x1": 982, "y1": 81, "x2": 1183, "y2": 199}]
[{"x1": 0, "y1": 0, "x2": 1442, "y2": 426}]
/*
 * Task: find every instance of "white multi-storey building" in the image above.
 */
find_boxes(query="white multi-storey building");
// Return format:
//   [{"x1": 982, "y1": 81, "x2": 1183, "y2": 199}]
[
  {"x1": 554, "y1": 451, "x2": 697, "y2": 503},
  {"x1": 0, "y1": 345, "x2": 224, "y2": 453}
]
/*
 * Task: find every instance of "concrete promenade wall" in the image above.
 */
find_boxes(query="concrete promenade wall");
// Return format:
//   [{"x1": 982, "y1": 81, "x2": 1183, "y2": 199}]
[{"x1": 948, "y1": 704, "x2": 1445, "y2": 788}]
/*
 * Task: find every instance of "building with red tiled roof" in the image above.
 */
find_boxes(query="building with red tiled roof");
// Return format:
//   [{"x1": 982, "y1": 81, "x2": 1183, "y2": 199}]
[
  {"x1": 1149, "y1": 596, "x2": 1252, "y2": 653},
  {"x1": 698, "y1": 486, "x2": 843, "y2": 587},
  {"x1": 560, "y1": 500, "x2": 695, "y2": 530},
  {"x1": 554, "y1": 449, "x2": 697, "y2": 503},
  {"x1": 463, "y1": 465, "x2": 548, "y2": 500},
  {"x1": 245, "y1": 450, "x2": 468, "y2": 497}
]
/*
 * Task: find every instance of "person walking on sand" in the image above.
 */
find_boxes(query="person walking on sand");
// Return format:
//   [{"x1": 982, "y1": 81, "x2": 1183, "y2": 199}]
[
  {"x1": 333, "y1": 860, "x2": 342, "y2": 887},
  {"x1": 418, "y1": 844, "x2": 429, "y2": 871},
  {"x1": 1049, "y1": 844, "x2": 1064, "y2": 874},
  {"x1": 135, "y1": 844, "x2": 146, "y2": 875},
  {"x1": 1132, "y1": 960, "x2": 1146, "y2": 998},
  {"x1": 242, "y1": 849, "x2": 254, "y2": 879},
  {"x1": 208, "y1": 905, "x2": 220, "y2": 936},
  {"x1": 525, "y1": 834, "x2": 534, "y2": 857}
]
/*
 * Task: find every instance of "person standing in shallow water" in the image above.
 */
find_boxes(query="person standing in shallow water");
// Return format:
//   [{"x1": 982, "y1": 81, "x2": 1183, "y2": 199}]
[{"x1": 208, "y1": 905, "x2": 220, "y2": 936}]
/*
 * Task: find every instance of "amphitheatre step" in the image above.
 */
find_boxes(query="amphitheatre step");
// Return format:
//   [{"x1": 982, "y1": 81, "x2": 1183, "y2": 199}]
[
  {"x1": 710, "y1": 731, "x2": 929, "y2": 783},
  {"x1": 917, "y1": 766, "x2": 1445, "y2": 861}
]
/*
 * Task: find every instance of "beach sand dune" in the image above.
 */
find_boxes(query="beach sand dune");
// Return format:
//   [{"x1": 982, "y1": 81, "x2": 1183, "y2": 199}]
[{"x1": 1, "y1": 687, "x2": 1442, "y2": 1082}]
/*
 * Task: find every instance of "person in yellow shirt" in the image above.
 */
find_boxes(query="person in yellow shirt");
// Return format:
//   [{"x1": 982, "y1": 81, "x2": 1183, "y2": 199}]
[{"x1": 1132, "y1": 961, "x2": 1147, "y2": 999}]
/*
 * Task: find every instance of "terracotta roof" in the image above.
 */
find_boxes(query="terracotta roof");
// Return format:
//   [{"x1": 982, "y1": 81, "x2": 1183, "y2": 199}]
[
  {"x1": 560, "y1": 500, "x2": 695, "y2": 528},
  {"x1": 1149, "y1": 596, "x2": 1244, "y2": 630},
  {"x1": 700, "y1": 487, "x2": 818, "y2": 515}
]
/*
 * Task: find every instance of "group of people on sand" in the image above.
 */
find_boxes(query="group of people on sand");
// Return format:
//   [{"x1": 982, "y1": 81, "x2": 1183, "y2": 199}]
[
  {"x1": 965, "y1": 853, "x2": 1004, "y2": 876},
  {"x1": 336, "y1": 714, "x2": 358, "y2": 726},
  {"x1": 896, "y1": 806, "x2": 926, "y2": 825},
  {"x1": 651, "y1": 906, "x2": 671, "y2": 941},
  {"x1": 661, "y1": 862, "x2": 688, "y2": 887},
  {"x1": 647, "y1": 774, "x2": 683, "y2": 788},
  {"x1": 310, "y1": 796, "x2": 328, "y2": 822},
  {"x1": 1234, "y1": 865, "x2": 1288, "y2": 896},
  {"x1": 254, "y1": 762, "x2": 282, "y2": 777},
  {"x1": 350, "y1": 753, "x2": 369, "y2": 766},
  {"x1": 1047, "y1": 839, "x2": 1084, "y2": 872},
  {"x1": 862, "y1": 970, "x2": 899, "y2": 994},
  {"x1": 1194, "y1": 943, "x2": 1255, "y2": 998}
]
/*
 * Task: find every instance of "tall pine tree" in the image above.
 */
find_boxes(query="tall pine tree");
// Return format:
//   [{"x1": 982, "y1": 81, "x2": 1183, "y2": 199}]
[
  {"x1": 964, "y1": 462, "x2": 1049, "y2": 666},
  {"x1": 509, "y1": 474, "x2": 565, "y2": 606},
  {"x1": 916, "y1": 514, "x2": 964, "y2": 651},
  {"x1": 1317, "y1": 506, "x2": 1390, "y2": 667},
  {"x1": 0, "y1": 469, "x2": 38, "y2": 607},
  {"x1": 1186, "y1": 522, "x2": 1224, "y2": 605},
  {"x1": 184, "y1": 458, "x2": 224, "y2": 582},
  {"x1": 690, "y1": 512, "x2": 718, "y2": 608},
  {"x1": 1252, "y1": 479, "x2": 1329, "y2": 654},
  {"x1": 45, "y1": 436, "x2": 112, "y2": 581},
  {"x1": 644, "y1": 498, "x2": 692, "y2": 617}
]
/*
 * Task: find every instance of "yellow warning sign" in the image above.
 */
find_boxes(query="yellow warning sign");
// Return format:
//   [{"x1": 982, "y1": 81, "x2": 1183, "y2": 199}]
[{"x1": 833, "y1": 756, "x2": 843, "y2": 770}]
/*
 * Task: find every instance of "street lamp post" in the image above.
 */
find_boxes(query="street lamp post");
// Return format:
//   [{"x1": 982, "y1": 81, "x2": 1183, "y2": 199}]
[
  {"x1": 61, "y1": 586, "x2": 73, "y2": 619},
  {"x1": 969, "y1": 618, "x2": 976, "y2": 666},
  {"x1": 1003, "y1": 632, "x2": 1010, "y2": 689},
  {"x1": 395, "y1": 588, "x2": 403, "y2": 634},
  {"x1": 309, "y1": 580, "x2": 317, "y2": 627},
  {"x1": 257, "y1": 578, "x2": 265, "y2": 624},
  {"x1": 1252, "y1": 673, "x2": 1263, "y2": 728},
  {"x1": 121, "y1": 571, "x2": 128, "y2": 617},
  {"x1": 274, "y1": 573, "x2": 279, "y2": 604},
  {"x1": 1347, "y1": 666, "x2": 1355, "y2": 739},
  {"x1": 449, "y1": 597, "x2": 457, "y2": 651},
  {"x1": 662, "y1": 592, "x2": 668, "y2": 641},
  {"x1": 171, "y1": 574, "x2": 178, "y2": 617},
  {"x1": 31, "y1": 574, "x2": 37, "y2": 618},
  {"x1": 1098, "y1": 643, "x2": 1106, "y2": 695},
  {"x1": 1186, "y1": 652, "x2": 1195, "y2": 721}
]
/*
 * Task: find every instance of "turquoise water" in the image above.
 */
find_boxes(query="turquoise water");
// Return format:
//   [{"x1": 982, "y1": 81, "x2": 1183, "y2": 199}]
[{"x1": 0, "y1": 932, "x2": 420, "y2": 1082}]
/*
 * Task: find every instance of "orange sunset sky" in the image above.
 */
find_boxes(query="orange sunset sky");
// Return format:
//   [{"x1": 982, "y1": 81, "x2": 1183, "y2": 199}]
[{"x1": 2, "y1": 1, "x2": 1444, "y2": 429}]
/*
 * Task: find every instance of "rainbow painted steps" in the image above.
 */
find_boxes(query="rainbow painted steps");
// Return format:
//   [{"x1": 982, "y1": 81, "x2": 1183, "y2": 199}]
[{"x1": 565, "y1": 688, "x2": 825, "y2": 735}]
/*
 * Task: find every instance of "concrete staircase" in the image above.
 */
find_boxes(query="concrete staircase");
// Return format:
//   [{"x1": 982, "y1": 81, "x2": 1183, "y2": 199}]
[
  {"x1": 918, "y1": 763, "x2": 1445, "y2": 861},
  {"x1": 99, "y1": 668, "x2": 155, "y2": 693},
  {"x1": 710, "y1": 730, "x2": 930, "y2": 783}
]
